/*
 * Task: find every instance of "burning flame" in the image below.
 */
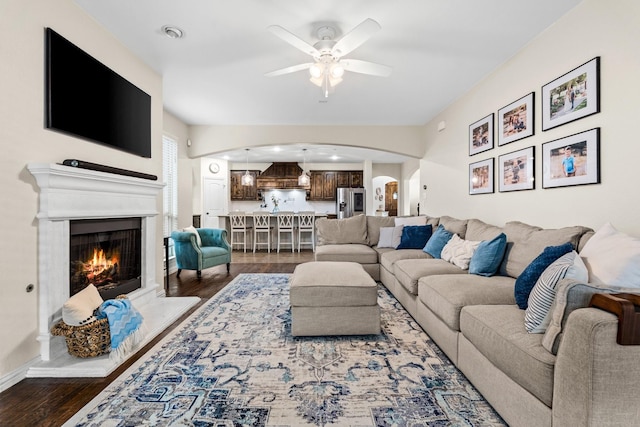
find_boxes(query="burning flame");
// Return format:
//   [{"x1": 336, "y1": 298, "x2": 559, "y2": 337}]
[{"x1": 84, "y1": 248, "x2": 118, "y2": 281}]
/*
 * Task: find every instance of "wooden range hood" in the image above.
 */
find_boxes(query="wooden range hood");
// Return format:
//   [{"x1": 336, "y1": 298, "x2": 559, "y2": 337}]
[{"x1": 255, "y1": 162, "x2": 310, "y2": 190}]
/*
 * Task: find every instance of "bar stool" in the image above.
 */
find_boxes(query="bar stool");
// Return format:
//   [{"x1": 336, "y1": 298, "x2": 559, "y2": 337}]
[
  {"x1": 253, "y1": 212, "x2": 272, "y2": 253},
  {"x1": 297, "y1": 211, "x2": 315, "y2": 252},
  {"x1": 229, "y1": 211, "x2": 251, "y2": 252},
  {"x1": 276, "y1": 211, "x2": 295, "y2": 253}
]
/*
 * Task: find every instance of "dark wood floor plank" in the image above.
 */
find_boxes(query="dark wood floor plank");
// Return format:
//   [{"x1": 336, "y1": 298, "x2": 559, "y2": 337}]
[{"x1": 0, "y1": 252, "x2": 312, "y2": 426}]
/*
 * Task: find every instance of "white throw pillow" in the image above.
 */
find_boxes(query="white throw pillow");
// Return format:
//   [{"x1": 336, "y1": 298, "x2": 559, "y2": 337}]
[
  {"x1": 579, "y1": 223, "x2": 640, "y2": 288},
  {"x1": 62, "y1": 284, "x2": 104, "y2": 326},
  {"x1": 525, "y1": 251, "x2": 588, "y2": 333},
  {"x1": 183, "y1": 225, "x2": 202, "y2": 247},
  {"x1": 377, "y1": 225, "x2": 404, "y2": 249},
  {"x1": 395, "y1": 216, "x2": 427, "y2": 227},
  {"x1": 441, "y1": 234, "x2": 481, "y2": 270}
]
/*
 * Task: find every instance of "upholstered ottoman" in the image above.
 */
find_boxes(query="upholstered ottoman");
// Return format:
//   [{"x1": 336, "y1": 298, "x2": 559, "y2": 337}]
[{"x1": 290, "y1": 261, "x2": 380, "y2": 336}]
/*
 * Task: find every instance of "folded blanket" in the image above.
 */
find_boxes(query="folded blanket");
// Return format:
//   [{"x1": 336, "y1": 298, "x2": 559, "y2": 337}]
[{"x1": 96, "y1": 298, "x2": 144, "y2": 362}]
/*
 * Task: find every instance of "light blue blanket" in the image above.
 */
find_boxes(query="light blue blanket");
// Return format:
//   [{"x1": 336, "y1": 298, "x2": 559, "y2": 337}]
[{"x1": 96, "y1": 298, "x2": 144, "y2": 361}]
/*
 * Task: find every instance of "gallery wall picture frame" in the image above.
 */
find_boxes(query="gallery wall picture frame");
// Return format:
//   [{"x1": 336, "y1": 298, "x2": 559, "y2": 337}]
[
  {"x1": 469, "y1": 113, "x2": 494, "y2": 156},
  {"x1": 469, "y1": 158, "x2": 494, "y2": 195},
  {"x1": 498, "y1": 146, "x2": 535, "y2": 192},
  {"x1": 498, "y1": 92, "x2": 535, "y2": 146},
  {"x1": 542, "y1": 57, "x2": 600, "y2": 131},
  {"x1": 542, "y1": 128, "x2": 600, "y2": 189}
]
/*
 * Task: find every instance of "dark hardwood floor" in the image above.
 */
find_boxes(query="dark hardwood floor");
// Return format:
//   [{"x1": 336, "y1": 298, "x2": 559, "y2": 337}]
[{"x1": 0, "y1": 250, "x2": 314, "y2": 427}]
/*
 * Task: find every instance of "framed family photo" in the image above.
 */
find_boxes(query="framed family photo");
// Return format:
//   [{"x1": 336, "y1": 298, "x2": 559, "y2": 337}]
[
  {"x1": 469, "y1": 114, "x2": 494, "y2": 156},
  {"x1": 469, "y1": 158, "x2": 494, "y2": 195},
  {"x1": 498, "y1": 92, "x2": 534, "y2": 146},
  {"x1": 498, "y1": 146, "x2": 535, "y2": 192},
  {"x1": 542, "y1": 128, "x2": 600, "y2": 188},
  {"x1": 542, "y1": 57, "x2": 600, "y2": 131}
]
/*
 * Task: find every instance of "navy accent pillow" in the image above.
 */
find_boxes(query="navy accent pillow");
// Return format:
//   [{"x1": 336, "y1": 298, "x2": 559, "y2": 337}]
[
  {"x1": 423, "y1": 225, "x2": 453, "y2": 258},
  {"x1": 397, "y1": 225, "x2": 433, "y2": 249},
  {"x1": 514, "y1": 242, "x2": 573, "y2": 309},
  {"x1": 469, "y1": 233, "x2": 508, "y2": 277}
]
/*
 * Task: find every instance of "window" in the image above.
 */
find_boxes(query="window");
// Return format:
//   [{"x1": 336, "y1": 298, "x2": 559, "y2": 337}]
[{"x1": 163, "y1": 135, "x2": 178, "y2": 257}]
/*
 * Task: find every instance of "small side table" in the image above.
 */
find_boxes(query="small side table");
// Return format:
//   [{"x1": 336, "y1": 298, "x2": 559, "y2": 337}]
[{"x1": 163, "y1": 237, "x2": 170, "y2": 292}]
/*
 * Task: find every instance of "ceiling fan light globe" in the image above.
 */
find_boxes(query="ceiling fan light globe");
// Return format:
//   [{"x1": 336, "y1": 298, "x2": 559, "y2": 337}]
[
  {"x1": 330, "y1": 63, "x2": 345, "y2": 78},
  {"x1": 309, "y1": 63, "x2": 324, "y2": 78}
]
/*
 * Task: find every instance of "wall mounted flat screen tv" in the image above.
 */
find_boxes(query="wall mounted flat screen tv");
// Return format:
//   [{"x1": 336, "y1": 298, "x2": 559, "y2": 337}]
[{"x1": 45, "y1": 28, "x2": 152, "y2": 158}]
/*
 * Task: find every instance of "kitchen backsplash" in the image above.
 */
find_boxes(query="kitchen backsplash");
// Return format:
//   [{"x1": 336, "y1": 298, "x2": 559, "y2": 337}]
[{"x1": 229, "y1": 189, "x2": 336, "y2": 214}]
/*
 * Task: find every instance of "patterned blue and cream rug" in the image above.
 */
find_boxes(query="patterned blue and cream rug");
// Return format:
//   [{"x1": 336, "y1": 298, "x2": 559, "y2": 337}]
[{"x1": 66, "y1": 274, "x2": 505, "y2": 426}]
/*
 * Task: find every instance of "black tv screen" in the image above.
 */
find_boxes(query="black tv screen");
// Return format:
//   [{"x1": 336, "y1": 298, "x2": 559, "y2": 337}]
[{"x1": 45, "y1": 28, "x2": 152, "y2": 158}]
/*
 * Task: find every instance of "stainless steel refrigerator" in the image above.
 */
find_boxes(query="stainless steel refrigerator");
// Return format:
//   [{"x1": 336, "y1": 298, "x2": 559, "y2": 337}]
[{"x1": 336, "y1": 187, "x2": 366, "y2": 219}]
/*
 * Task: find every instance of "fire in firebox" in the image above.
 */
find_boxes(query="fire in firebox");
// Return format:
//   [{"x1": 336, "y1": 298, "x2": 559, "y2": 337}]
[{"x1": 78, "y1": 248, "x2": 120, "y2": 288}]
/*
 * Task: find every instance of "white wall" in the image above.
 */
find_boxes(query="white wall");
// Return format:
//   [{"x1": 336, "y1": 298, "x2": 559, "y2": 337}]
[
  {"x1": 0, "y1": 0, "x2": 163, "y2": 383},
  {"x1": 421, "y1": 0, "x2": 640, "y2": 235}
]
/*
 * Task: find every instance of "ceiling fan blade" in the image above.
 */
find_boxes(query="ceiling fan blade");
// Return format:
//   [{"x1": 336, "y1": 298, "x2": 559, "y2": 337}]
[
  {"x1": 332, "y1": 18, "x2": 381, "y2": 57},
  {"x1": 264, "y1": 63, "x2": 313, "y2": 77},
  {"x1": 340, "y1": 59, "x2": 392, "y2": 77},
  {"x1": 267, "y1": 25, "x2": 320, "y2": 57}
]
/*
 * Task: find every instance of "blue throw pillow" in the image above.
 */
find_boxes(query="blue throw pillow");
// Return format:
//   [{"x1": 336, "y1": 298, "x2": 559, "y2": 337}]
[
  {"x1": 514, "y1": 242, "x2": 573, "y2": 309},
  {"x1": 469, "y1": 233, "x2": 507, "y2": 277},
  {"x1": 423, "y1": 225, "x2": 453, "y2": 258},
  {"x1": 397, "y1": 225, "x2": 433, "y2": 249}
]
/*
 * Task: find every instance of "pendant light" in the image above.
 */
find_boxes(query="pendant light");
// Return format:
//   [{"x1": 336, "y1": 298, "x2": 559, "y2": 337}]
[
  {"x1": 298, "y1": 148, "x2": 310, "y2": 186},
  {"x1": 241, "y1": 148, "x2": 254, "y2": 186}
]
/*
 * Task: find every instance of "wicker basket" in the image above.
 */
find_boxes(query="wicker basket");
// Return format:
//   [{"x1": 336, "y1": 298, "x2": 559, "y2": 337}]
[
  {"x1": 50, "y1": 295, "x2": 127, "y2": 358},
  {"x1": 51, "y1": 317, "x2": 111, "y2": 358}
]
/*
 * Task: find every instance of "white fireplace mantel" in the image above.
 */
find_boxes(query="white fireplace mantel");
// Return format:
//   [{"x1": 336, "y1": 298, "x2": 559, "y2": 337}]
[{"x1": 28, "y1": 163, "x2": 166, "y2": 363}]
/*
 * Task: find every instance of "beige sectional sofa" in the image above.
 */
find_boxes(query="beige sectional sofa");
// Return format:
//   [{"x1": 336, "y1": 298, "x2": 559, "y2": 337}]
[{"x1": 314, "y1": 214, "x2": 640, "y2": 427}]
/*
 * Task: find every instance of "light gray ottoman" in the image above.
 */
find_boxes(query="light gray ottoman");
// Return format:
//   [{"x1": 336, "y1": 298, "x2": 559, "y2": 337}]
[{"x1": 290, "y1": 261, "x2": 380, "y2": 336}]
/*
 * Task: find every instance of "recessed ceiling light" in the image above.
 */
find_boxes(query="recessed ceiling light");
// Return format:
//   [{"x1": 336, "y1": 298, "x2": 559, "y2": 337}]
[{"x1": 161, "y1": 25, "x2": 184, "y2": 39}]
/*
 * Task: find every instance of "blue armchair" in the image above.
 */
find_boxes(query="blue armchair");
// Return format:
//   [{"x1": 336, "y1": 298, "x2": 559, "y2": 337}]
[{"x1": 170, "y1": 228, "x2": 231, "y2": 278}]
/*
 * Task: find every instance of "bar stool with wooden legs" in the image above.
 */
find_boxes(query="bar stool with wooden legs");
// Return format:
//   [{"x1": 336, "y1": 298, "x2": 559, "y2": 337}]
[
  {"x1": 276, "y1": 211, "x2": 295, "y2": 253},
  {"x1": 252, "y1": 211, "x2": 272, "y2": 253},
  {"x1": 297, "y1": 211, "x2": 315, "y2": 252},
  {"x1": 229, "y1": 211, "x2": 251, "y2": 252}
]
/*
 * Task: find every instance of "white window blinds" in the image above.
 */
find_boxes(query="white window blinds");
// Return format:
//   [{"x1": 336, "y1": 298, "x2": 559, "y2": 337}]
[{"x1": 162, "y1": 135, "x2": 178, "y2": 238}]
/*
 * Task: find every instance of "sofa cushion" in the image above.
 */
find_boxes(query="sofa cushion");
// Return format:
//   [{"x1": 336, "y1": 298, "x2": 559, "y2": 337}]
[
  {"x1": 441, "y1": 234, "x2": 481, "y2": 270},
  {"x1": 578, "y1": 222, "x2": 640, "y2": 288},
  {"x1": 418, "y1": 274, "x2": 516, "y2": 331},
  {"x1": 460, "y1": 305, "x2": 556, "y2": 407},
  {"x1": 316, "y1": 215, "x2": 368, "y2": 245},
  {"x1": 423, "y1": 224, "x2": 454, "y2": 259},
  {"x1": 465, "y1": 218, "x2": 503, "y2": 241},
  {"x1": 379, "y1": 248, "x2": 432, "y2": 272},
  {"x1": 395, "y1": 216, "x2": 427, "y2": 226},
  {"x1": 397, "y1": 225, "x2": 433, "y2": 249},
  {"x1": 469, "y1": 233, "x2": 507, "y2": 277},
  {"x1": 499, "y1": 221, "x2": 591, "y2": 279},
  {"x1": 439, "y1": 215, "x2": 468, "y2": 239},
  {"x1": 314, "y1": 244, "x2": 378, "y2": 264},
  {"x1": 377, "y1": 225, "x2": 404, "y2": 249},
  {"x1": 394, "y1": 258, "x2": 465, "y2": 296},
  {"x1": 524, "y1": 251, "x2": 588, "y2": 333},
  {"x1": 366, "y1": 215, "x2": 396, "y2": 246},
  {"x1": 514, "y1": 242, "x2": 573, "y2": 309}
]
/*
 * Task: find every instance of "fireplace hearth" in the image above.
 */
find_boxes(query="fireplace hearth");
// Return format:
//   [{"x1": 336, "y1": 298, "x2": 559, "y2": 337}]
[{"x1": 70, "y1": 218, "x2": 142, "y2": 300}]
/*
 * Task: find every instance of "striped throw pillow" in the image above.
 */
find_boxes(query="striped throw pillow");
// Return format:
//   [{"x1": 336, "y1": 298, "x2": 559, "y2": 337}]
[{"x1": 524, "y1": 251, "x2": 588, "y2": 333}]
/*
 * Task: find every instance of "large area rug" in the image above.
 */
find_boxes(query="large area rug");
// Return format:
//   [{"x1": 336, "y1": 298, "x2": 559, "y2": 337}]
[{"x1": 66, "y1": 274, "x2": 505, "y2": 426}]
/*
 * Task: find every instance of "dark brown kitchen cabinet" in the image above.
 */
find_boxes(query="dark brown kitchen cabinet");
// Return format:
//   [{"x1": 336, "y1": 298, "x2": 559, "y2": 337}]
[
  {"x1": 230, "y1": 170, "x2": 260, "y2": 200},
  {"x1": 308, "y1": 170, "x2": 362, "y2": 201}
]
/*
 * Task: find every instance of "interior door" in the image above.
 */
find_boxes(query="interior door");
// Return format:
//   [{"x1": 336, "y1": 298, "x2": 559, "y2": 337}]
[{"x1": 203, "y1": 178, "x2": 226, "y2": 228}]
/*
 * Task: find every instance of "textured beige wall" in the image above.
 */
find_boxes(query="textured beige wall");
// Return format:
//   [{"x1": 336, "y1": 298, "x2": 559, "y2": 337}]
[
  {"x1": 0, "y1": 0, "x2": 162, "y2": 382},
  {"x1": 421, "y1": 0, "x2": 640, "y2": 235}
]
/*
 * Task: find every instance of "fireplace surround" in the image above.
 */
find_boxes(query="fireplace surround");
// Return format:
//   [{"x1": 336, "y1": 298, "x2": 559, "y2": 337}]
[{"x1": 26, "y1": 163, "x2": 198, "y2": 377}]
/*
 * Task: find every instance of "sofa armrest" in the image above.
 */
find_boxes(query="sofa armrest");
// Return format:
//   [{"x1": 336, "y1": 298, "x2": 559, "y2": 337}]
[{"x1": 553, "y1": 307, "x2": 640, "y2": 426}]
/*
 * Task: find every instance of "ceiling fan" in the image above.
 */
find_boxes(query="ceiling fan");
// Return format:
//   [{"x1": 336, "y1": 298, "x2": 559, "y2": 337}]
[{"x1": 265, "y1": 18, "x2": 392, "y2": 98}]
